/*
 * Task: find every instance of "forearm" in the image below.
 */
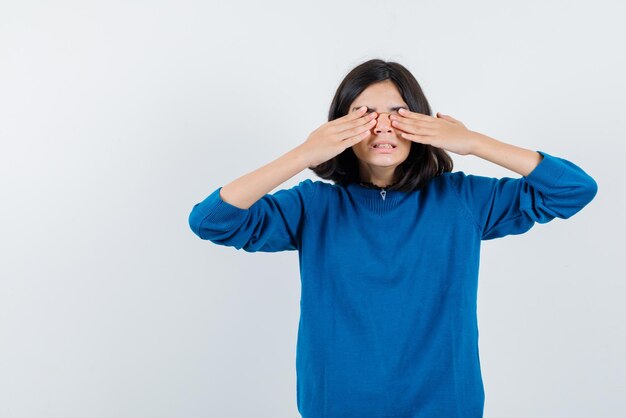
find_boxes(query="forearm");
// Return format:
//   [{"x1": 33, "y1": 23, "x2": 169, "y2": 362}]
[
  {"x1": 219, "y1": 145, "x2": 311, "y2": 210},
  {"x1": 468, "y1": 131, "x2": 543, "y2": 177}
]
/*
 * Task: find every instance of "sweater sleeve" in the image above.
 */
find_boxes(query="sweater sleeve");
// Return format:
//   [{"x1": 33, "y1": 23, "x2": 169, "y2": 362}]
[
  {"x1": 446, "y1": 150, "x2": 598, "y2": 241},
  {"x1": 188, "y1": 179, "x2": 316, "y2": 252}
]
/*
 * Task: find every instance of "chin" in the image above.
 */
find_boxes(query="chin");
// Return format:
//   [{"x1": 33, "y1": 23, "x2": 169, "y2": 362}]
[{"x1": 353, "y1": 147, "x2": 410, "y2": 164}]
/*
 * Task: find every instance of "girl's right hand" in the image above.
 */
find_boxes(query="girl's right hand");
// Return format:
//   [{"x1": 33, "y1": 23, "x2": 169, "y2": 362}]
[{"x1": 299, "y1": 106, "x2": 378, "y2": 168}]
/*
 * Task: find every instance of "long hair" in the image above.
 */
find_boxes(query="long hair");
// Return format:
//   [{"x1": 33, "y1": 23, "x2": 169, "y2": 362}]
[{"x1": 309, "y1": 58, "x2": 453, "y2": 192}]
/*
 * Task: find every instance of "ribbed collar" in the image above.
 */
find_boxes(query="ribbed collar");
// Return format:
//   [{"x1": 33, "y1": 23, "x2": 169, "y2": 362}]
[
  {"x1": 345, "y1": 182, "x2": 413, "y2": 215},
  {"x1": 346, "y1": 182, "x2": 406, "y2": 199}
]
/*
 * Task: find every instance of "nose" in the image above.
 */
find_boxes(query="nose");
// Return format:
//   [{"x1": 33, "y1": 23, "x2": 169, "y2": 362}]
[{"x1": 374, "y1": 112, "x2": 393, "y2": 133}]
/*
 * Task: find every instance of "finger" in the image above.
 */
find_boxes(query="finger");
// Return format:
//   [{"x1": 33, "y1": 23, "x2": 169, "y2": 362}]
[
  {"x1": 391, "y1": 111, "x2": 435, "y2": 121},
  {"x1": 399, "y1": 132, "x2": 432, "y2": 144},
  {"x1": 391, "y1": 119, "x2": 436, "y2": 132},
  {"x1": 404, "y1": 127, "x2": 437, "y2": 136},
  {"x1": 342, "y1": 128, "x2": 370, "y2": 148},
  {"x1": 331, "y1": 105, "x2": 368, "y2": 125},
  {"x1": 398, "y1": 108, "x2": 433, "y2": 121},
  {"x1": 394, "y1": 123, "x2": 438, "y2": 136},
  {"x1": 337, "y1": 111, "x2": 378, "y2": 133},
  {"x1": 436, "y1": 112, "x2": 460, "y2": 124},
  {"x1": 340, "y1": 118, "x2": 376, "y2": 139}
]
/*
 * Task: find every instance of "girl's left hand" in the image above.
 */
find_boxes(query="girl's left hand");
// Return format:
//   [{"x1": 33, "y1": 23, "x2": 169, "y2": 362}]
[{"x1": 390, "y1": 109, "x2": 476, "y2": 156}]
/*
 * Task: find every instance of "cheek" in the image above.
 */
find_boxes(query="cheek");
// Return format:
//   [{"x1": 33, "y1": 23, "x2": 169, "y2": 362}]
[
  {"x1": 353, "y1": 141, "x2": 369, "y2": 150},
  {"x1": 351, "y1": 144, "x2": 371, "y2": 159},
  {"x1": 397, "y1": 142, "x2": 411, "y2": 156}
]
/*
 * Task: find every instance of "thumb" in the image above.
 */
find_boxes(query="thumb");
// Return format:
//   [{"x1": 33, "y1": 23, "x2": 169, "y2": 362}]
[{"x1": 436, "y1": 112, "x2": 458, "y2": 123}]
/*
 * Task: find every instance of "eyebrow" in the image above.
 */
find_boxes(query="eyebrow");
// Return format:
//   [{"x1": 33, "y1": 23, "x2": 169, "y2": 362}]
[{"x1": 351, "y1": 105, "x2": 408, "y2": 112}]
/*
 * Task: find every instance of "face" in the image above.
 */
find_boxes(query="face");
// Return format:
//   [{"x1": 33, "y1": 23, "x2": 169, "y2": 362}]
[{"x1": 348, "y1": 80, "x2": 412, "y2": 179}]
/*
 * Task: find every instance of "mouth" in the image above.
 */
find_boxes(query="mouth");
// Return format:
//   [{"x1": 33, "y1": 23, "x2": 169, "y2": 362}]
[
  {"x1": 370, "y1": 143, "x2": 397, "y2": 153},
  {"x1": 370, "y1": 145, "x2": 397, "y2": 153}
]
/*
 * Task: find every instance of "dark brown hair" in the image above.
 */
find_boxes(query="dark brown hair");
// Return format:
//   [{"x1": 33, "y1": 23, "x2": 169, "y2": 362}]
[{"x1": 309, "y1": 58, "x2": 453, "y2": 192}]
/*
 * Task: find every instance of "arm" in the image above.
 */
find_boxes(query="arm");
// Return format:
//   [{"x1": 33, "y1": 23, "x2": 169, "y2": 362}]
[
  {"x1": 219, "y1": 145, "x2": 311, "y2": 209},
  {"x1": 189, "y1": 106, "x2": 375, "y2": 251},
  {"x1": 390, "y1": 109, "x2": 598, "y2": 240},
  {"x1": 447, "y1": 148, "x2": 598, "y2": 240},
  {"x1": 468, "y1": 131, "x2": 545, "y2": 176},
  {"x1": 188, "y1": 145, "x2": 316, "y2": 252}
]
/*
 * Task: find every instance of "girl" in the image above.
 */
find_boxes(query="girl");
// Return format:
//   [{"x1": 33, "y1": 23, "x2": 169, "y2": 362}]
[{"x1": 188, "y1": 59, "x2": 598, "y2": 417}]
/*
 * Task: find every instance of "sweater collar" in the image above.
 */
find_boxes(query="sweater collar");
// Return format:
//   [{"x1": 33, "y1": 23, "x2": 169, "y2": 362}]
[{"x1": 346, "y1": 182, "x2": 410, "y2": 201}]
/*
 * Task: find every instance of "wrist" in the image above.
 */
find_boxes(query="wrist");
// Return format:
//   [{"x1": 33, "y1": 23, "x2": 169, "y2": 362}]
[
  {"x1": 288, "y1": 144, "x2": 314, "y2": 169},
  {"x1": 467, "y1": 130, "x2": 491, "y2": 156}
]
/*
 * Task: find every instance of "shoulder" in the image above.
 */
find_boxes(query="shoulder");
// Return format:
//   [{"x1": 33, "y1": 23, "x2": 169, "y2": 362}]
[
  {"x1": 286, "y1": 179, "x2": 332, "y2": 204},
  {"x1": 297, "y1": 179, "x2": 345, "y2": 206},
  {"x1": 298, "y1": 179, "x2": 337, "y2": 193},
  {"x1": 437, "y1": 170, "x2": 476, "y2": 183},
  {"x1": 421, "y1": 171, "x2": 503, "y2": 205},
  {"x1": 436, "y1": 170, "x2": 500, "y2": 191},
  {"x1": 428, "y1": 170, "x2": 468, "y2": 191}
]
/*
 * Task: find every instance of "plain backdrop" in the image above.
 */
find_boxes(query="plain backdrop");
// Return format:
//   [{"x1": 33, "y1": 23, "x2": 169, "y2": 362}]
[{"x1": 1, "y1": 1, "x2": 625, "y2": 417}]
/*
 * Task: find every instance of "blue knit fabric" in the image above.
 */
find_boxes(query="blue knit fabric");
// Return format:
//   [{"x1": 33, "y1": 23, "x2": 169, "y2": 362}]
[{"x1": 188, "y1": 150, "x2": 597, "y2": 417}]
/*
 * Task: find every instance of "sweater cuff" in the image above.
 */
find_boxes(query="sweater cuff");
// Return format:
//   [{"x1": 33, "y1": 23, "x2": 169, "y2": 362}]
[
  {"x1": 523, "y1": 150, "x2": 567, "y2": 189},
  {"x1": 190, "y1": 187, "x2": 250, "y2": 233}
]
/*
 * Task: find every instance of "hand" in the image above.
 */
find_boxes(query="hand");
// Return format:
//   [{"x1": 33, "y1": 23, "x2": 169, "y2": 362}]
[
  {"x1": 389, "y1": 109, "x2": 476, "y2": 156},
  {"x1": 299, "y1": 106, "x2": 378, "y2": 168}
]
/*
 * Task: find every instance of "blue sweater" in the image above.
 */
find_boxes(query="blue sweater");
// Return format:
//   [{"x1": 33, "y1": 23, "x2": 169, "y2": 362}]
[{"x1": 188, "y1": 150, "x2": 597, "y2": 417}]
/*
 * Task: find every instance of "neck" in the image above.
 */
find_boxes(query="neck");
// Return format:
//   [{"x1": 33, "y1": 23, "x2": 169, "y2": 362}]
[
  {"x1": 358, "y1": 163, "x2": 397, "y2": 188},
  {"x1": 359, "y1": 176, "x2": 399, "y2": 190},
  {"x1": 360, "y1": 180, "x2": 396, "y2": 189}
]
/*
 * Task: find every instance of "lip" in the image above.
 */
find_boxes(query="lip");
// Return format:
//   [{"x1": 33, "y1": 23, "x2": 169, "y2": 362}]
[
  {"x1": 370, "y1": 146, "x2": 397, "y2": 154},
  {"x1": 370, "y1": 140, "x2": 398, "y2": 148}
]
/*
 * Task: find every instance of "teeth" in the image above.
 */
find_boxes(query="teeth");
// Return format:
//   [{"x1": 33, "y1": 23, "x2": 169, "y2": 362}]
[{"x1": 374, "y1": 144, "x2": 394, "y2": 148}]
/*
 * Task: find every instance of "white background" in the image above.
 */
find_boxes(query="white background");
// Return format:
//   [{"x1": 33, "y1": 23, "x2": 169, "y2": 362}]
[{"x1": 1, "y1": 1, "x2": 625, "y2": 417}]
